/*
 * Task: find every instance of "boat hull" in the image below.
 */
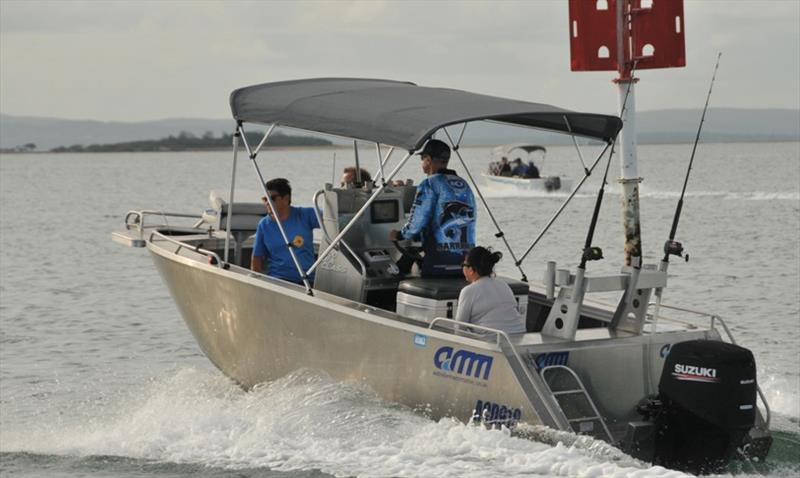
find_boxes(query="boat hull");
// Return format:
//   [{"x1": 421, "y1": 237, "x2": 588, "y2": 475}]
[
  {"x1": 149, "y1": 241, "x2": 718, "y2": 435},
  {"x1": 483, "y1": 173, "x2": 575, "y2": 193},
  {"x1": 150, "y1": 244, "x2": 543, "y2": 426}
]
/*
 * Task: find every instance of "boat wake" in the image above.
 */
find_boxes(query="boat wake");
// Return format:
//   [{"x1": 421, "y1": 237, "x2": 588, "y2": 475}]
[{"x1": 2, "y1": 367, "x2": 798, "y2": 477}]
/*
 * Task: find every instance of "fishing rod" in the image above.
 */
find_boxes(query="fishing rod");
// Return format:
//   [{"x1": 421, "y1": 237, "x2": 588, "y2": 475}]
[
  {"x1": 652, "y1": 53, "x2": 722, "y2": 331},
  {"x1": 662, "y1": 52, "x2": 722, "y2": 264}
]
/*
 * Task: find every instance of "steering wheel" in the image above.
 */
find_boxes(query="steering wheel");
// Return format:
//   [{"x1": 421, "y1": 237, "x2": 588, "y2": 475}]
[{"x1": 392, "y1": 239, "x2": 424, "y2": 274}]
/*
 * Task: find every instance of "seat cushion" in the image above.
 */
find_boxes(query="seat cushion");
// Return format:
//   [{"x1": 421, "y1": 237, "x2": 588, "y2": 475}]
[
  {"x1": 398, "y1": 277, "x2": 469, "y2": 300},
  {"x1": 398, "y1": 276, "x2": 529, "y2": 300}
]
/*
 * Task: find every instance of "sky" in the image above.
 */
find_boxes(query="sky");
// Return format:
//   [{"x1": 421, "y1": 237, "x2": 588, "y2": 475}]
[{"x1": 1, "y1": 0, "x2": 798, "y2": 122}]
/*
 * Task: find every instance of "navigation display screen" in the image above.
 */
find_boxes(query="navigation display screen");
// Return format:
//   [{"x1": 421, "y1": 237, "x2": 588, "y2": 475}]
[{"x1": 370, "y1": 200, "x2": 399, "y2": 224}]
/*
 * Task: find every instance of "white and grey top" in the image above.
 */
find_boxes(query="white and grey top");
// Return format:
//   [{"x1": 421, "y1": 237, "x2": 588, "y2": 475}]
[{"x1": 455, "y1": 276, "x2": 526, "y2": 335}]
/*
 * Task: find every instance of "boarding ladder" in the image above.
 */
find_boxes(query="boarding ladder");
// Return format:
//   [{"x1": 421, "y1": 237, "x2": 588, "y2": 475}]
[{"x1": 540, "y1": 365, "x2": 613, "y2": 442}]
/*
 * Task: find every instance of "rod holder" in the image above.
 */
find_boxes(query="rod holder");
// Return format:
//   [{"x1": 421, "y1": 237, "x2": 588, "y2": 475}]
[{"x1": 545, "y1": 261, "x2": 556, "y2": 300}]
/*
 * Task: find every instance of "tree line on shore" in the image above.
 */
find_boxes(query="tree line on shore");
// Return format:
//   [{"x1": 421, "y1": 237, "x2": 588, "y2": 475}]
[{"x1": 45, "y1": 131, "x2": 332, "y2": 153}]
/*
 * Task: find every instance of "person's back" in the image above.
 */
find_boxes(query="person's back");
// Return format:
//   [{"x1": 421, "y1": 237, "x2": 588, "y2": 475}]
[
  {"x1": 456, "y1": 247, "x2": 525, "y2": 336},
  {"x1": 457, "y1": 277, "x2": 525, "y2": 335},
  {"x1": 525, "y1": 162, "x2": 540, "y2": 179},
  {"x1": 511, "y1": 159, "x2": 527, "y2": 177},
  {"x1": 409, "y1": 170, "x2": 476, "y2": 276},
  {"x1": 393, "y1": 139, "x2": 476, "y2": 277}
]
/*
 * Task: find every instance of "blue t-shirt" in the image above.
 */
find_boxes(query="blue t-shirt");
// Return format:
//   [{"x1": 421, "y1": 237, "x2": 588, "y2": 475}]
[
  {"x1": 400, "y1": 169, "x2": 476, "y2": 276},
  {"x1": 253, "y1": 206, "x2": 319, "y2": 283}
]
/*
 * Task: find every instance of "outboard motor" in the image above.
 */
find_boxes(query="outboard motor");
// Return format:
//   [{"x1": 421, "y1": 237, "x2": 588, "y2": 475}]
[
  {"x1": 640, "y1": 340, "x2": 759, "y2": 474},
  {"x1": 543, "y1": 176, "x2": 561, "y2": 191}
]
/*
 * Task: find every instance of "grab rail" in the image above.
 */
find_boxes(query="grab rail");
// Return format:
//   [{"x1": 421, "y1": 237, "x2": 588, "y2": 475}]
[
  {"x1": 428, "y1": 317, "x2": 571, "y2": 431},
  {"x1": 646, "y1": 302, "x2": 771, "y2": 429},
  {"x1": 149, "y1": 229, "x2": 223, "y2": 269},
  {"x1": 124, "y1": 209, "x2": 205, "y2": 236},
  {"x1": 311, "y1": 190, "x2": 367, "y2": 277}
]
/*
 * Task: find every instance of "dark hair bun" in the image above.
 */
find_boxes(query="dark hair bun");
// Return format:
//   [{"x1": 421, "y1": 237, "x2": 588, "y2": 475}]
[{"x1": 491, "y1": 251, "x2": 503, "y2": 265}]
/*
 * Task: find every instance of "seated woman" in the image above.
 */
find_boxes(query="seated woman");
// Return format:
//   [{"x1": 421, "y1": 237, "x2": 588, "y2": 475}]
[{"x1": 456, "y1": 246, "x2": 526, "y2": 336}]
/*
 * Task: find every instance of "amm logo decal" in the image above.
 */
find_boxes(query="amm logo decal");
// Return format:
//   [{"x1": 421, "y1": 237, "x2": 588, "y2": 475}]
[
  {"x1": 434, "y1": 346, "x2": 493, "y2": 380},
  {"x1": 535, "y1": 351, "x2": 570, "y2": 369}
]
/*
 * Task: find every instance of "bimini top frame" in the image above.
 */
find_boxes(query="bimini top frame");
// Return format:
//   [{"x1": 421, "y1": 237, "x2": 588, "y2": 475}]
[
  {"x1": 226, "y1": 78, "x2": 622, "y2": 294},
  {"x1": 230, "y1": 78, "x2": 623, "y2": 150}
]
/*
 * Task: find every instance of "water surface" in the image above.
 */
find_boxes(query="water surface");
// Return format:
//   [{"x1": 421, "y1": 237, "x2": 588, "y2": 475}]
[{"x1": 1, "y1": 142, "x2": 798, "y2": 477}]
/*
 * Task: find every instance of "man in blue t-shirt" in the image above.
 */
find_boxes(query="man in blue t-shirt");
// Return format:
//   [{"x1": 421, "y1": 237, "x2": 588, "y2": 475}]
[
  {"x1": 389, "y1": 139, "x2": 476, "y2": 277},
  {"x1": 251, "y1": 178, "x2": 319, "y2": 284}
]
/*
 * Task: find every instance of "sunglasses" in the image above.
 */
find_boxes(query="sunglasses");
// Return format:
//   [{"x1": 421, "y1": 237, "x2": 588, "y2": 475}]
[
  {"x1": 462, "y1": 262, "x2": 471, "y2": 268},
  {"x1": 262, "y1": 194, "x2": 283, "y2": 202}
]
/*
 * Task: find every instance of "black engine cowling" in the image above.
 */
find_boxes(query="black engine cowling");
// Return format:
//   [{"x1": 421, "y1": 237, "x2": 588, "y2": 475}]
[{"x1": 647, "y1": 339, "x2": 758, "y2": 474}]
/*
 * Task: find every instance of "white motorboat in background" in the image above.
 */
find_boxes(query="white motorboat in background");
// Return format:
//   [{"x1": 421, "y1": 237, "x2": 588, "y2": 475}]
[{"x1": 483, "y1": 144, "x2": 575, "y2": 193}]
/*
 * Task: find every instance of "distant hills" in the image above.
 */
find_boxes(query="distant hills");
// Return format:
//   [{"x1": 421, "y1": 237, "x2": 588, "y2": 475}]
[{"x1": 1, "y1": 108, "x2": 798, "y2": 151}]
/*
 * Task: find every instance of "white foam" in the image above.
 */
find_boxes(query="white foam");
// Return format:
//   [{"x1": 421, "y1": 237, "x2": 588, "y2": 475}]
[
  {"x1": 2, "y1": 367, "x2": 695, "y2": 477},
  {"x1": 758, "y1": 372, "x2": 800, "y2": 431}
]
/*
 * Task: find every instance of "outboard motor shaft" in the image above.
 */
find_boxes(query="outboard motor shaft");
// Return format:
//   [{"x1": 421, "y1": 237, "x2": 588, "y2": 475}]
[{"x1": 645, "y1": 340, "x2": 759, "y2": 474}]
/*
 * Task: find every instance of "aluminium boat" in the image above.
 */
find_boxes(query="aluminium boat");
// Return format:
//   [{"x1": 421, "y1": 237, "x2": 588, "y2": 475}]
[
  {"x1": 483, "y1": 144, "x2": 575, "y2": 193},
  {"x1": 113, "y1": 78, "x2": 772, "y2": 473}
]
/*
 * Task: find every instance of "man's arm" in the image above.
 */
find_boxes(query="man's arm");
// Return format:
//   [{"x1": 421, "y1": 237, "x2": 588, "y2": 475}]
[
  {"x1": 399, "y1": 180, "x2": 434, "y2": 239},
  {"x1": 251, "y1": 218, "x2": 268, "y2": 273}
]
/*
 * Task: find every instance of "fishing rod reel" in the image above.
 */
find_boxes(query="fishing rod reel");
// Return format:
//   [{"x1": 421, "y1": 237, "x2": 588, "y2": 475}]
[
  {"x1": 582, "y1": 246, "x2": 604, "y2": 263},
  {"x1": 663, "y1": 240, "x2": 689, "y2": 262}
]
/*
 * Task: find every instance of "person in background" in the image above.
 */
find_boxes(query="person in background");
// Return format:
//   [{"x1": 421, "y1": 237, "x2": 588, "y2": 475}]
[
  {"x1": 389, "y1": 139, "x2": 476, "y2": 277},
  {"x1": 525, "y1": 161, "x2": 540, "y2": 179},
  {"x1": 340, "y1": 166, "x2": 372, "y2": 187},
  {"x1": 511, "y1": 158, "x2": 529, "y2": 177},
  {"x1": 498, "y1": 157, "x2": 511, "y2": 176},
  {"x1": 251, "y1": 178, "x2": 319, "y2": 284},
  {"x1": 456, "y1": 246, "x2": 526, "y2": 336}
]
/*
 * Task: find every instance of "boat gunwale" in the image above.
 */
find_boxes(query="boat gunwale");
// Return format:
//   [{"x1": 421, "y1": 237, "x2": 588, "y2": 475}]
[{"x1": 146, "y1": 227, "x2": 718, "y2": 353}]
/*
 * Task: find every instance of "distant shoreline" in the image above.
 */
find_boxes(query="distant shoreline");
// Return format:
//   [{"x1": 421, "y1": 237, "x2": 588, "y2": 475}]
[{"x1": 2, "y1": 138, "x2": 799, "y2": 155}]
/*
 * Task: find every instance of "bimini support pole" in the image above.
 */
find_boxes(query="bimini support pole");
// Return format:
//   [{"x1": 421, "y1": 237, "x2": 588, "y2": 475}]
[
  {"x1": 239, "y1": 123, "x2": 314, "y2": 295},
  {"x1": 375, "y1": 144, "x2": 386, "y2": 186},
  {"x1": 372, "y1": 146, "x2": 395, "y2": 186},
  {"x1": 353, "y1": 140, "x2": 362, "y2": 184},
  {"x1": 442, "y1": 127, "x2": 529, "y2": 282},
  {"x1": 307, "y1": 151, "x2": 414, "y2": 276},
  {"x1": 223, "y1": 127, "x2": 240, "y2": 265},
  {"x1": 518, "y1": 142, "x2": 612, "y2": 264}
]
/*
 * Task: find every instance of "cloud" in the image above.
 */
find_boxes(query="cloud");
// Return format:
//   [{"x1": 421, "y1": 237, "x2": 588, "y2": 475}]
[{"x1": 1, "y1": 0, "x2": 798, "y2": 121}]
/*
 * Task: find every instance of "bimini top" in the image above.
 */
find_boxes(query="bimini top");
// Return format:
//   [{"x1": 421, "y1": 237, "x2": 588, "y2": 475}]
[
  {"x1": 230, "y1": 78, "x2": 622, "y2": 151},
  {"x1": 493, "y1": 143, "x2": 547, "y2": 155}
]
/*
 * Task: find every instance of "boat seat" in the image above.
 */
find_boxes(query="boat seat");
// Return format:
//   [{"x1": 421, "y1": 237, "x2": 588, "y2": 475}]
[
  {"x1": 396, "y1": 276, "x2": 530, "y2": 323},
  {"x1": 398, "y1": 276, "x2": 529, "y2": 300},
  {"x1": 202, "y1": 190, "x2": 266, "y2": 266},
  {"x1": 203, "y1": 190, "x2": 266, "y2": 232}
]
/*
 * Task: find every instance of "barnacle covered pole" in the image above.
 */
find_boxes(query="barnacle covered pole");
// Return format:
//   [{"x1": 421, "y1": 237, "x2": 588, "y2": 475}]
[{"x1": 615, "y1": 0, "x2": 642, "y2": 266}]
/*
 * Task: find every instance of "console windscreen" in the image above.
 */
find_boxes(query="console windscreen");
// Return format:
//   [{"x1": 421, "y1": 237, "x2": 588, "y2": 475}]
[{"x1": 370, "y1": 200, "x2": 399, "y2": 224}]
